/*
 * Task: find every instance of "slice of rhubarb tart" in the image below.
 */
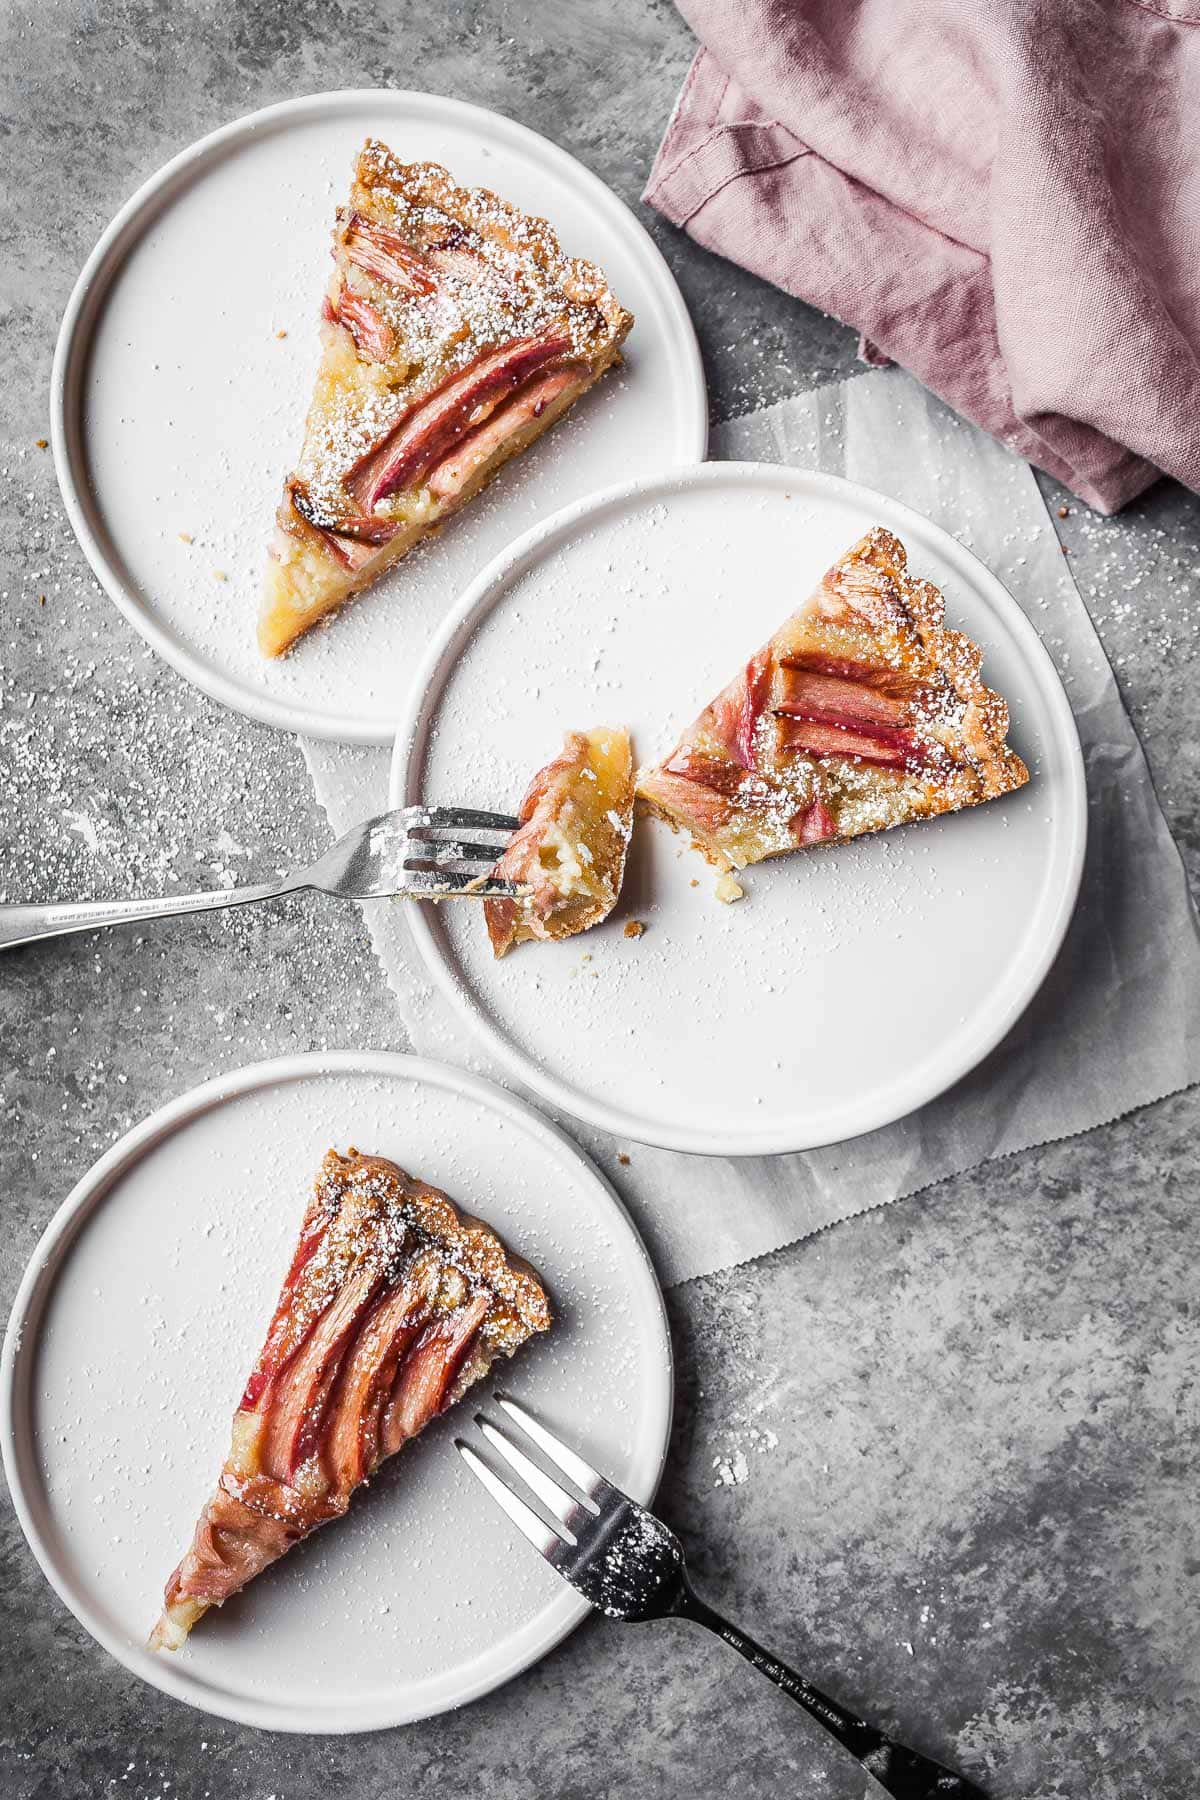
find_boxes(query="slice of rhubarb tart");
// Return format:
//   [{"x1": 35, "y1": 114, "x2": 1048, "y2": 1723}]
[
  {"x1": 259, "y1": 139, "x2": 633, "y2": 655},
  {"x1": 150, "y1": 1149, "x2": 549, "y2": 1649},
  {"x1": 636, "y1": 528, "x2": 1029, "y2": 871},
  {"x1": 485, "y1": 728, "x2": 635, "y2": 956}
]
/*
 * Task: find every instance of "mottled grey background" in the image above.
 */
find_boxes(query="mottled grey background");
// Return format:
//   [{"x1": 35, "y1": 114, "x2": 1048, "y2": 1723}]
[{"x1": 3, "y1": 4, "x2": 1200, "y2": 1798}]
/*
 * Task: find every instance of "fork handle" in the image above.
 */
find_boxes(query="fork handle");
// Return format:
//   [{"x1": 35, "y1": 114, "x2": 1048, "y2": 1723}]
[
  {"x1": 0, "y1": 879, "x2": 301, "y2": 951},
  {"x1": 674, "y1": 1583, "x2": 986, "y2": 1798}
]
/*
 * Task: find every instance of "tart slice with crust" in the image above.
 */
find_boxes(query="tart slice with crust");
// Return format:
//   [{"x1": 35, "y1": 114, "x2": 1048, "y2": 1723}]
[
  {"x1": 485, "y1": 728, "x2": 634, "y2": 956},
  {"x1": 150, "y1": 1149, "x2": 549, "y2": 1649},
  {"x1": 259, "y1": 139, "x2": 633, "y2": 656},
  {"x1": 636, "y1": 527, "x2": 1029, "y2": 871}
]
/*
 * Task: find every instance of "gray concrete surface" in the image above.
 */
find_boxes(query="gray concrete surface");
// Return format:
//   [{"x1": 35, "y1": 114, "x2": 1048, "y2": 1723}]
[{"x1": 3, "y1": 4, "x2": 1200, "y2": 1797}]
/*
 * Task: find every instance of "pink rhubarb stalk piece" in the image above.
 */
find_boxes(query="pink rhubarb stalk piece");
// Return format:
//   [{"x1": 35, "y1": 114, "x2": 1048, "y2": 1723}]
[
  {"x1": 777, "y1": 717, "x2": 924, "y2": 768},
  {"x1": 323, "y1": 1258, "x2": 441, "y2": 1492},
  {"x1": 342, "y1": 213, "x2": 437, "y2": 295},
  {"x1": 776, "y1": 666, "x2": 911, "y2": 731},
  {"x1": 663, "y1": 749, "x2": 746, "y2": 796},
  {"x1": 708, "y1": 652, "x2": 772, "y2": 770},
  {"x1": 286, "y1": 482, "x2": 398, "y2": 571},
  {"x1": 324, "y1": 287, "x2": 396, "y2": 361},
  {"x1": 261, "y1": 1263, "x2": 389, "y2": 1480},
  {"x1": 239, "y1": 1205, "x2": 336, "y2": 1411},
  {"x1": 345, "y1": 332, "x2": 572, "y2": 512},
  {"x1": 793, "y1": 797, "x2": 837, "y2": 844},
  {"x1": 380, "y1": 1293, "x2": 490, "y2": 1457},
  {"x1": 423, "y1": 237, "x2": 494, "y2": 285},
  {"x1": 426, "y1": 365, "x2": 585, "y2": 500}
]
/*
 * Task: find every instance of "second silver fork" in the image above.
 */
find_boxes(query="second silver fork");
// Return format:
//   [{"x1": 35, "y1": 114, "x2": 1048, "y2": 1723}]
[
  {"x1": 460, "y1": 1397, "x2": 987, "y2": 1800},
  {"x1": 0, "y1": 805, "x2": 520, "y2": 952}
]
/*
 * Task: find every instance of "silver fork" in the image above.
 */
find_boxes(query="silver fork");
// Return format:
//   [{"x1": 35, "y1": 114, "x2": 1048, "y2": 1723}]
[
  {"x1": 460, "y1": 1397, "x2": 987, "y2": 1800},
  {"x1": 0, "y1": 805, "x2": 520, "y2": 952}
]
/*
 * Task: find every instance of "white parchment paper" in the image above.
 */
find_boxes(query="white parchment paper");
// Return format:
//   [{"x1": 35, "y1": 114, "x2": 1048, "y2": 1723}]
[{"x1": 302, "y1": 368, "x2": 1200, "y2": 1287}]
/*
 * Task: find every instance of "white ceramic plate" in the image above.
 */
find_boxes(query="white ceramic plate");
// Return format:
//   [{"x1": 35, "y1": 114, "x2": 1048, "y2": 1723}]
[
  {"x1": 391, "y1": 463, "x2": 1087, "y2": 1157},
  {"x1": 1, "y1": 1053, "x2": 671, "y2": 1732},
  {"x1": 52, "y1": 90, "x2": 706, "y2": 742}
]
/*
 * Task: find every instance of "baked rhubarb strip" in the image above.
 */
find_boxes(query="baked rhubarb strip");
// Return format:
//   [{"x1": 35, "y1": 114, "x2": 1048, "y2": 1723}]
[{"x1": 344, "y1": 332, "x2": 573, "y2": 511}]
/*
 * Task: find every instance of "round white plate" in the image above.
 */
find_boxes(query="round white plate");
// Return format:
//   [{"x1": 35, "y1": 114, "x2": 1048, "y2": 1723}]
[
  {"x1": 391, "y1": 463, "x2": 1087, "y2": 1157},
  {"x1": 52, "y1": 90, "x2": 706, "y2": 742},
  {"x1": 1, "y1": 1053, "x2": 671, "y2": 1732}
]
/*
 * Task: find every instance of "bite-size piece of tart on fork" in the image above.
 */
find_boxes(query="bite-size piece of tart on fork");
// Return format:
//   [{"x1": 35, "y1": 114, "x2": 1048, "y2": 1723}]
[
  {"x1": 636, "y1": 527, "x2": 1029, "y2": 872},
  {"x1": 150, "y1": 1149, "x2": 549, "y2": 1649},
  {"x1": 259, "y1": 139, "x2": 633, "y2": 655},
  {"x1": 485, "y1": 727, "x2": 635, "y2": 956}
]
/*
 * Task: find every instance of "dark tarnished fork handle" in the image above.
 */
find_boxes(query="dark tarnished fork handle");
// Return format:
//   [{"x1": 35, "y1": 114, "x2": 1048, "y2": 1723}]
[{"x1": 673, "y1": 1585, "x2": 986, "y2": 1799}]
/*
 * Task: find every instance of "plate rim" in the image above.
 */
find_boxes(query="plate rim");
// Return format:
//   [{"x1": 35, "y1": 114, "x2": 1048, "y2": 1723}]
[
  {"x1": 0, "y1": 1049, "x2": 673, "y2": 1733},
  {"x1": 389, "y1": 459, "x2": 1089, "y2": 1156},
  {"x1": 50, "y1": 86, "x2": 708, "y2": 744}
]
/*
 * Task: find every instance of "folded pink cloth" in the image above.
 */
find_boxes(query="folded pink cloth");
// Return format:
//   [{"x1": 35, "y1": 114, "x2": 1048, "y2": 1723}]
[{"x1": 645, "y1": 0, "x2": 1200, "y2": 512}]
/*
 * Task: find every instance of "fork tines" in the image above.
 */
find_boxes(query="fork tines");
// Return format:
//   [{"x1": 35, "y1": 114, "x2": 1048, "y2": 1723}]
[
  {"x1": 409, "y1": 807, "x2": 521, "y2": 834},
  {"x1": 457, "y1": 1396, "x2": 611, "y2": 1561},
  {"x1": 401, "y1": 806, "x2": 521, "y2": 896}
]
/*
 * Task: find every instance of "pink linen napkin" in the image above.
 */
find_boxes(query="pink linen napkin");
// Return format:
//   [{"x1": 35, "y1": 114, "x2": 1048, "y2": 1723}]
[{"x1": 645, "y1": 0, "x2": 1200, "y2": 513}]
